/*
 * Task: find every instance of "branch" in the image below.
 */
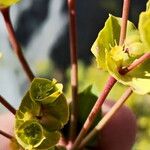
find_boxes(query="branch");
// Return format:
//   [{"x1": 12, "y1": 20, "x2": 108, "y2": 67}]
[
  {"x1": 1, "y1": 8, "x2": 34, "y2": 82},
  {"x1": 78, "y1": 49, "x2": 150, "y2": 149},
  {"x1": 71, "y1": 1, "x2": 131, "y2": 149},
  {"x1": 119, "y1": 0, "x2": 131, "y2": 45},
  {"x1": 119, "y1": 52, "x2": 150, "y2": 75},
  {"x1": 0, "y1": 130, "x2": 13, "y2": 140},
  {"x1": 71, "y1": 76, "x2": 116, "y2": 150},
  {"x1": 0, "y1": 95, "x2": 16, "y2": 115},
  {"x1": 67, "y1": 0, "x2": 78, "y2": 143},
  {"x1": 78, "y1": 87, "x2": 133, "y2": 149}
]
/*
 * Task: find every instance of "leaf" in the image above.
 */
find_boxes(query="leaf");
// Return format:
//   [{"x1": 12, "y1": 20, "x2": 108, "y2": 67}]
[
  {"x1": 48, "y1": 146, "x2": 66, "y2": 150},
  {"x1": 91, "y1": 14, "x2": 141, "y2": 70},
  {"x1": 40, "y1": 94, "x2": 69, "y2": 131},
  {"x1": 0, "y1": 0, "x2": 20, "y2": 9},
  {"x1": 78, "y1": 86, "x2": 101, "y2": 128},
  {"x1": 77, "y1": 86, "x2": 102, "y2": 148},
  {"x1": 15, "y1": 92, "x2": 41, "y2": 129},
  {"x1": 139, "y1": 9, "x2": 150, "y2": 49},
  {"x1": 30, "y1": 78, "x2": 63, "y2": 104},
  {"x1": 35, "y1": 131, "x2": 61, "y2": 150}
]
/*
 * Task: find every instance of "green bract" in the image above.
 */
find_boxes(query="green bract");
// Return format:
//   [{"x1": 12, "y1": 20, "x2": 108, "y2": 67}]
[
  {"x1": 92, "y1": 11, "x2": 150, "y2": 95},
  {"x1": 15, "y1": 78, "x2": 69, "y2": 150},
  {"x1": 139, "y1": 6, "x2": 150, "y2": 49},
  {"x1": 0, "y1": 0, "x2": 20, "y2": 9},
  {"x1": 146, "y1": 0, "x2": 150, "y2": 11},
  {"x1": 91, "y1": 14, "x2": 146, "y2": 70}
]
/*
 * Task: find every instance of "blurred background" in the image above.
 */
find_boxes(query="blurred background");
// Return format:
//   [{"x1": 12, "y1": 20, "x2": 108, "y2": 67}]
[{"x1": 0, "y1": 0, "x2": 150, "y2": 149}]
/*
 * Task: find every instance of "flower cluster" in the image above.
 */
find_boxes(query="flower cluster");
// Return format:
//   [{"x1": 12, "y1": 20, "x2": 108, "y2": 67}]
[{"x1": 14, "y1": 78, "x2": 69, "y2": 150}]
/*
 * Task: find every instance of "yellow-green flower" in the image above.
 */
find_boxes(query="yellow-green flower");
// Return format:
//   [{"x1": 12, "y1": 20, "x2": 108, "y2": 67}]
[{"x1": 0, "y1": 0, "x2": 20, "y2": 9}]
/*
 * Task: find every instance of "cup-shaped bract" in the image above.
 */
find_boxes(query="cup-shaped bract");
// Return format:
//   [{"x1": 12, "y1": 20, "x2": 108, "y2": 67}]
[
  {"x1": 30, "y1": 78, "x2": 63, "y2": 104},
  {"x1": 15, "y1": 120, "x2": 45, "y2": 149},
  {"x1": 91, "y1": 14, "x2": 150, "y2": 95},
  {"x1": 15, "y1": 78, "x2": 69, "y2": 150}
]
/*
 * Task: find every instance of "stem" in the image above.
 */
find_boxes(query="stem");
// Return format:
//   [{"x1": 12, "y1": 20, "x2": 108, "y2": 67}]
[
  {"x1": 67, "y1": 0, "x2": 78, "y2": 142},
  {"x1": 0, "y1": 95, "x2": 16, "y2": 115},
  {"x1": 82, "y1": 44, "x2": 150, "y2": 146},
  {"x1": 71, "y1": 77, "x2": 116, "y2": 150},
  {"x1": 119, "y1": 52, "x2": 150, "y2": 75},
  {"x1": 119, "y1": 0, "x2": 131, "y2": 45},
  {"x1": 0, "y1": 130, "x2": 13, "y2": 140},
  {"x1": 1, "y1": 8, "x2": 34, "y2": 82},
  {"x1": 78, "y1": 87, "x2": 133, "y2": 149},
  {"x1": 71, "y1": 1, "x2": 131, "y2": 149}
]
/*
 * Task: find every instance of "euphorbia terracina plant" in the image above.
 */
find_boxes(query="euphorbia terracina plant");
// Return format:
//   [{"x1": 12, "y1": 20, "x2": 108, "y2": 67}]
[{"x1": 0, "y1": 0, "x2": 150, "y2": 150}]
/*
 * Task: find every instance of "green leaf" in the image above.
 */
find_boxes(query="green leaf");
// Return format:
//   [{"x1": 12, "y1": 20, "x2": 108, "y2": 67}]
[
  {"x1": 15, "y1": 92, "x2": 41, "y2": 129},
  {"x1": 0, "y1": 0, "x2": 20, "y2": 9},
  {"x1": 78, "y1": 86, "x2": 101, "y2": 128},
  {"x1": 139, "y1": 9, "x2": 150, "y2": 49},
  {"x1": 91, "y1": 14, "x2": 141, "y2": 69},
  {"x1": 40, "y1": 94, "x2": 69, "y2": 131},
  {"x1": 30, "y1": 78, "x2": 63, "y2": 104},
  {"x1": 77, "y1": 86, "x2": 102, "y2": 148},
  {"x1": 35, "y1": 131, "x2": 61, "y2": 150},
  {"x1": 48, "y1": 146, "x2": 66, "y2": 150}
]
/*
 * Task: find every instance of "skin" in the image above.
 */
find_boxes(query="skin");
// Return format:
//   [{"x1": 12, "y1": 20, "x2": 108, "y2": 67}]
[
  {"x1": 95, "y1": 100, "x2": 137, "y2": 150},
  {"x1": 0, "y1": 112, "x2": 15, "y2": 150},
  {"x1": 0, "y1": 100, "x2": 137, "y2": 150}
]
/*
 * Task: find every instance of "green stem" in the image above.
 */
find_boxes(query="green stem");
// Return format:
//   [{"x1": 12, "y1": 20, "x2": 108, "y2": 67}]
[
  {"x1": 1, "y1": 8, "x2": 34, "y2": 82},
  {"x1": 78, "y1": 88, "x2": 133, "y2": 149},
  {"x1": 67, "y1": 0, "x2": 78, "y2": 143},
  {"x1": 0, "y1": 95, "x2": 16, "y2": 115}
]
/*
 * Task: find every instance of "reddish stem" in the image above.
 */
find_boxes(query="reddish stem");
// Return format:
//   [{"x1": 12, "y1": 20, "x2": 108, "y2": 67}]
[
  {"x1": 119, "y1": 0, "x2": 131, "y2": 45},
  {"x1": 0, "y1": 95, "x2": 16, "y2": 115},
  {"x1": 1, "y1": 8, "x2": 34, "y2": 82},
  {"x1": 71, "y1": 77, "x2": 117, "y2": 150},
  {"x1": 67, "y1": 0, "x2": 78, "y2": 142},
  {"x1": 79, "y1": 88, "x2": 133, "y2": 149},
  {"x1": 119, "y1": 52, "x2": 150, "y2": 75},
  {"x1": 0, "y1": 130, "x2": 13, "y2": 140},
  {"x1": 71, "y1": 0, "x2": 131, "y2": 149}
]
